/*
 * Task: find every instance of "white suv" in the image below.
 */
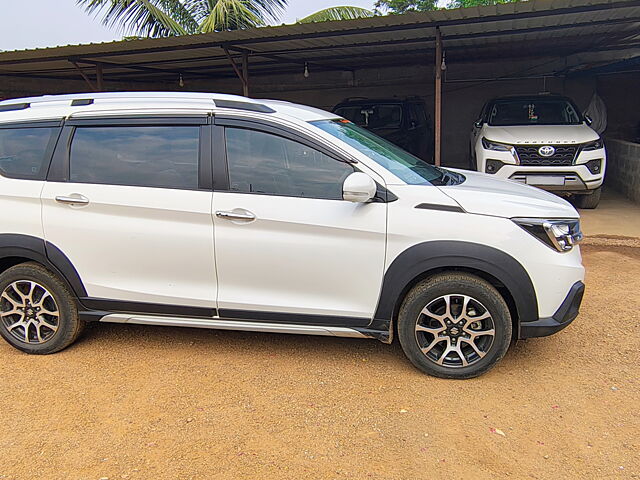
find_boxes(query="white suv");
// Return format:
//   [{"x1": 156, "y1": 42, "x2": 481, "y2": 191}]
[
  {"x1": 0, "y1": 92, "x2": 585, "y2": 379},
  {"x1": 471, "y1": 95, "x2": 606, "y2": 209}
]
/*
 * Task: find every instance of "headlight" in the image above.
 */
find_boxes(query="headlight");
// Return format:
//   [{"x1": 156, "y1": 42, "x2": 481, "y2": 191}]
[
  {"x1": 513, "y1": 218, "x2": 583, "y2": 252},
  {"x1": 582, "y1": 138, "x2": 603, "y2": 151},
  {"x1": 482, "y1": 138, "x2": 518, "y2": 163},
  {"x1": 482, "y1": 137, "x2": 514, "y2": 152}
]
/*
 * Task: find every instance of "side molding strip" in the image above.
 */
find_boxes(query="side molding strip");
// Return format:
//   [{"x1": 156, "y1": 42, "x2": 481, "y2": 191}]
[{"x1": 100, "y1": 314, "x2": 370, "y2": 339}]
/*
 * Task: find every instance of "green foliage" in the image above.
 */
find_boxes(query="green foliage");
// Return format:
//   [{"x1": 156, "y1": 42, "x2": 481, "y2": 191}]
[
  {"x1": 298, "y1": 6, "x2": 374, "y2": 24},
  {"x1": 449, "y1": 0, "x2": 523, "y2": 7},
  {"x1": 77, "y1": 0, "x2": 287, "y2": 36},
  {"x1": 374, "y1": 0, "x2": 438, "y2": 14},
  {"x1": 375, "y1": 0, "x2": 523, "y2": 13}
]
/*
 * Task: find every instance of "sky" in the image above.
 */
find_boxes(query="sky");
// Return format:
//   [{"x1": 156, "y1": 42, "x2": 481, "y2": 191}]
[{"x1": 1, "y1": 0, "x2": 376, "y2": 52}]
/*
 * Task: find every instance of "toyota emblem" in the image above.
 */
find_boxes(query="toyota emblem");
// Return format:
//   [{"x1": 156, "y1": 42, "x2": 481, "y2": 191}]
[{"x1": 538, "y1": 145, "x2": 556, "y2": 157}]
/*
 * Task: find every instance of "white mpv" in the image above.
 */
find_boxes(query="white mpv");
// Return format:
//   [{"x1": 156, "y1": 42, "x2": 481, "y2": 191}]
[
  {"x1": 471, "y1": 95, "x2": 606, "y2": 209},
  {"x1": 0, "y1": 92, "x2": 585, "y2": 379}
]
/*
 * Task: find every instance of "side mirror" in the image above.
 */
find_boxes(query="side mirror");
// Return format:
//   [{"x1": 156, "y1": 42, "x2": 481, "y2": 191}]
[
  {"x1": 343, "y1": 172, "x2": 376, "y2": 203},
  {"x1": 584, "y1": 114, "x2": 593, "y2": 126},
  {"x1": 474, "y1": 119, "x2": 483, "y2": 128}
]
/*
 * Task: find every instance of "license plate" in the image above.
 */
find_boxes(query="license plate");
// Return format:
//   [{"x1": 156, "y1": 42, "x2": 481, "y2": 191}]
[{"x1": 526, "y1": 176, "x2": 565, "y2": 186}]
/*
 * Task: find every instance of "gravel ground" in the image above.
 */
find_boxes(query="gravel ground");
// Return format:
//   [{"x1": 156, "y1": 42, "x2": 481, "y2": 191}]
[{"x1": 0, "y1": 239, "x2": 638, "y2": 480}]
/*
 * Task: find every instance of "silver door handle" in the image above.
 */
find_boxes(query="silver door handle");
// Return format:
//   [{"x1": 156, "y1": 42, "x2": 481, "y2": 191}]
[
  {"x1": 215, "y1": 210, "x2": 255, "y2": 221},
  {"x1": 55, "y1": 194, "x2": 90, "y2": 206}
]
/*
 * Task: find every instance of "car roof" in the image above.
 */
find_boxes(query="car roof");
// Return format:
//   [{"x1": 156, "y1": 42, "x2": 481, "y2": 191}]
[
  {"x1": 0, "y1": 91, "x2": 339, "y2": 124},
  {"x1": 334, "y1": 98, "x2": 422, "y2": 107}
]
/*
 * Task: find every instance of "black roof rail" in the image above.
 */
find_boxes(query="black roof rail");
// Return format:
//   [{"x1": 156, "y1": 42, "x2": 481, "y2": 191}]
[
  {"x1": 214, "y1": 99, "x2": 275, "y2": 114},
  {"x1": 71, "y1": 99, "x2": 94, "y2": 106},
  {"x1": 0, "y1": 103, "x2": 30, "y2": 112}
]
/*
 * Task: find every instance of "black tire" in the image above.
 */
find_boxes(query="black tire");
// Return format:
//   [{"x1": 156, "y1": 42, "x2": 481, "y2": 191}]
[
  {"x1": 0, "y1": 262, "x2": 83, "y2": 354},
  {"x1": 397, "y1": 273, "x2": 512, "y2": 379},
  {"x1": 574, "y1": 187, "x2": 601, "y2": 209}
]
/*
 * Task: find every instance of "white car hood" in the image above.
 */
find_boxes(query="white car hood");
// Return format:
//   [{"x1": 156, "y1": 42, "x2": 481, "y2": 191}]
[
  {"x1": 439, "y1": 170, "x2": 579, "y2": 219},
  {"x1": 483, "y1": 124, "x2": 598, "y2": 145}
]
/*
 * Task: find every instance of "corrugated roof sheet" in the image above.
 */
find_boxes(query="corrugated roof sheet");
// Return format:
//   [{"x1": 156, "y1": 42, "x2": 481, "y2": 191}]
[{"x1": 0, "y1": 0, "x2": 638, "y2": 82}]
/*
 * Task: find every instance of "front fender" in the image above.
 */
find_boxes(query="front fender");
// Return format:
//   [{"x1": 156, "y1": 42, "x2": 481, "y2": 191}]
[{"x1": 371, "y1": 241, "x2": 538, "y2": 334}]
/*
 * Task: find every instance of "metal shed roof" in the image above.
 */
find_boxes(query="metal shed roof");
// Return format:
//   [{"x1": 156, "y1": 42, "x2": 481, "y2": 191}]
[{"x1": 0, "y1": 0, "x2": 638, "y2": 84}]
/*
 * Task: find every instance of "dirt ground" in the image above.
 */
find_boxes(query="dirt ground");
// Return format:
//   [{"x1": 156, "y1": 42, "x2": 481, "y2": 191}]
[{"x1": 1, "y1": 242, "x2": 639, "y2": 479}]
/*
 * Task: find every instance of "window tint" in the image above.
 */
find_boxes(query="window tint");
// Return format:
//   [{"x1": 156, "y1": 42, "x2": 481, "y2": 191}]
[
  {"x1": 70, "y1": 126, "x2": 200, "y2": 189},
  {"x1": 335, "y1": 105, "x2": 403, "y2": 129},
  {"x1": 488, "y1": 99, "x2": 581, "y2": 126},
  {"x1": 225, "y1": 128, "x2": 354, "y2": 199},
  {"x1": 0, "y1": 127, "x2": 57, "y2": 180}
]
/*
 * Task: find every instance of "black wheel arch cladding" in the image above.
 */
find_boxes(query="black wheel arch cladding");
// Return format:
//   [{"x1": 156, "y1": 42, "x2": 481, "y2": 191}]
[
  {"x1": 0, "y1": 234, "x2": 87, "y2": 297},
  {"x1": 372, "y1": 240, "x2": 539, "y2": 328}
]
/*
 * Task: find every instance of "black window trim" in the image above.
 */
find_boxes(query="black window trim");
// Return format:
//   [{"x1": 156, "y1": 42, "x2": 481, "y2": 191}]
[
  {"x1": 65, "y1": 115, "x2": 209, "y2": 127},
  {"x1": 0, "y1": 119, "x2": 64, "y2": 129},
  {"x1": 0, "y1": 123, "x2": 62, "y2": 181},
  {"x1": 213, "y1": 115, "x2": 357, "y2": 164},
  {"x1": 48, "y1": 116, "x2": 212, "y2": 191}
]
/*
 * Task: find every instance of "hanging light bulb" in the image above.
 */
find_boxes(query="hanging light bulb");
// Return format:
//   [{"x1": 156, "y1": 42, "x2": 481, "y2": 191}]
[
  {"x1": 441, "y1": 52, "x2": 447, "y2": 71},
  {"x1": 179, "y1": 74, "x2": 185, "y2": 88},
  {"x1": 303, "y1": 62, "x2": 309, "y2": 79}
]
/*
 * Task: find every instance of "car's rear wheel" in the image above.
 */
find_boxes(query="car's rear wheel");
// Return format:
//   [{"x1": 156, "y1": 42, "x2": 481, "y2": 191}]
[
  {"x1": 398, "y1": 272, "x2": 512, "y2": 379},
  {"x1": 0, "y1": 262, "x2": 83, "y2": 354},
  {"x1": 574, "y1": 187, "x2": 601, "y2": 209}
]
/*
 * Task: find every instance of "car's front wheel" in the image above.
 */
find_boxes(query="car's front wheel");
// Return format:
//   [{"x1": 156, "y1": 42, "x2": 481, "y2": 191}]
[
  {"x1": 573, "y1": 186, "x2": 602, "y2": 209},
  {"x1": 0, "y1": 262, "x2": 83, "y2": 354},
  {"x1": 398, "y1": 272, "x2": 512, "y2": 379}
]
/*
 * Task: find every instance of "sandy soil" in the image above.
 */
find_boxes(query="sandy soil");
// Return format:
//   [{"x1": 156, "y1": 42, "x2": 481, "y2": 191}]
[{"x1": 0, "y1": 240, "x2": 638, "y2": 480}]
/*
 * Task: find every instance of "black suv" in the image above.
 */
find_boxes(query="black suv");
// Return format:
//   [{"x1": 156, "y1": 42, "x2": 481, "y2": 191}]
[{"x1": 333, "y1": 98, "x2": 433, "y2": 162}]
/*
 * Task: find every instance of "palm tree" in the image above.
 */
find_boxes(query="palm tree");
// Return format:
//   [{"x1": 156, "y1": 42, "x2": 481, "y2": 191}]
[
  {"x1": 77, "y1": 0, "x2": 374, "y2": 37},
  {"x1": 297, "y1": 6, "x2": 374, "y2": 23}
]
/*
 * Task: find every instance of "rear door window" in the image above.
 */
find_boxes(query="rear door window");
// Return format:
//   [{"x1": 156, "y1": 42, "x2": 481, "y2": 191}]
[
  {"x1": 0, "y1": 127, "x2": 58, "y2": 180},
  {"x1": 69, "y1": 126, "x2": 200, "y2": 190}
]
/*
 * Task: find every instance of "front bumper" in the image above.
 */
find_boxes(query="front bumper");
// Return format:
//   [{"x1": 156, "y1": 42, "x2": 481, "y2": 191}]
[
  {"x1": 476, "y1": 146, "x2": 606, "y2": 193},
  {"x1": 508, "y1": 172, "x2": 602, "y2": 192},
  {"x1": 519, "y1": 281, "x2": 585, "y2": 338}
]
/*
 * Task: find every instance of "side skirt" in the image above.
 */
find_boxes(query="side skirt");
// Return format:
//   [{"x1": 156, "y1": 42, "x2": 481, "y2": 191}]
[{"x1": 99, "y1": 313, "x2": 375, "y2": 339}]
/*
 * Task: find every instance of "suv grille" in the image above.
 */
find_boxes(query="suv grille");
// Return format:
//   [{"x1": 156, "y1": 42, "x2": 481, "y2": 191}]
[{"x1": 515, "y1": 145, "x2": 578, "y2": 166}]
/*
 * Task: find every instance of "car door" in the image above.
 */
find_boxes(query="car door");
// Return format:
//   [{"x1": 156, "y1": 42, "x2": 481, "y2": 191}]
[
  {"x1": 41, "y1": 115, "x2": 217, "y2": 312},
  {"x1": 212, "y1": 118, "x2": 387, "y2": 326}
]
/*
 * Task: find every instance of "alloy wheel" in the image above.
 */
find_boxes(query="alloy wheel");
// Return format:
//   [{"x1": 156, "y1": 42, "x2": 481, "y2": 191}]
[
  {"x1": 415, "y1": 294, "x2": 496, "y2": 368},
  {"x1": 1, "y1": 281, "x2": 60, "y2": 344}
]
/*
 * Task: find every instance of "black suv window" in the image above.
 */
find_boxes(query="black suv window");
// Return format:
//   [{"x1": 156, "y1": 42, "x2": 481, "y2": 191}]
[
  {"x1": 0, "y1": 127, "x2": 58, "y2": 180},
  {"x1": 225, "y1": 127, "x2": 353, "y2": 199},
  {"x1": 69, "y1": 126, "x2": 200, "y2": 189},
  {"x1": 335, "y1": 105, "x2": 403, "y2": 129}
]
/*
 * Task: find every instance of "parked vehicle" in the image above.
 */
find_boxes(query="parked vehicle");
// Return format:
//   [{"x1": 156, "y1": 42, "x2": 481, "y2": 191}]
[
  {"x1": 0, "y1": 92, "x2": 585, "y2": 379},
  {"x1": 333, "y1": 97, "x2": 433, "y2": 162},
  {"x1": 470, "y1": 94, "x2": 606, "y2": 208}
]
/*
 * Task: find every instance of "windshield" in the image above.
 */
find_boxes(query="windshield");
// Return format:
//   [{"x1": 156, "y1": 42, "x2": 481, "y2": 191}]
[
  {"x1": 312, "y1": 119, "x2": 462, "y2": 186},
  {"x1": 487, "y1": 99, "x2": 582, "y2": 126},
  {"x1": 334, "y1": 104, "x2": 402, "y2": 129}
]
